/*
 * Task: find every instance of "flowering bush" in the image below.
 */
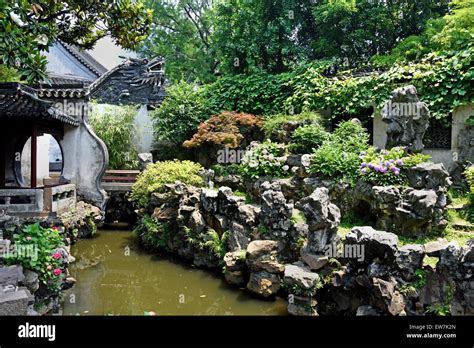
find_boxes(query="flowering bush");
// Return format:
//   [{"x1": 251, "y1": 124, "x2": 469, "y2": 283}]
[
  {"x1": 130, "y1": 160, "x2": 205, "y2": 207},
  {"x1": 359, "y1": 147, "x2": 431, "y2": 186},
  {"x1": 5, "y1": 223, "x2": 65, "y2": 292},
  {"x1": 309, "y1": 120, "x2": 370, "y2": 185},
  {"x1": 240, "y1": 140, "x2": 288, "y2": 179},
  {"x1": 183, "y1": 111, "x2": 263, "y2": 149}
]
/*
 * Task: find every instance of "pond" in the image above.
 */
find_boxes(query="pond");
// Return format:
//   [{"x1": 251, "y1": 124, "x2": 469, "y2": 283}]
[{"x1": 62, "y1": 229, "x2": 287, "y2": 315}]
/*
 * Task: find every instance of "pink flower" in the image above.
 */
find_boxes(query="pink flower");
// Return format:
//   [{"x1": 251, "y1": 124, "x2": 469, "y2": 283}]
[
  {"x1": 53, "y1": 268, "x2": 62, "y2": 276},
  {"x1": 47, "y1": 265, "x2": 53, "y2": 270},
  {"x1": 52, "y1": 252, "x2": 61, "y2": 260},
  {"x1": 52, "y1": 226, "x2": 58, "y2": 231},
  {"x1": 26, "y1": 236, "x2": 32, "y2": 241}
]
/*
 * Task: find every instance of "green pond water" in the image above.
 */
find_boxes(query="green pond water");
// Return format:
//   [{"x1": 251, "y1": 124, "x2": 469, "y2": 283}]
[{"x1": 62, "y1": 229, "x2": 287, "y2": 315}]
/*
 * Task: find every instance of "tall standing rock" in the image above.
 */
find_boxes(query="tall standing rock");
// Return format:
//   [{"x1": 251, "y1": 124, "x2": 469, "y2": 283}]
[
  {"x1": 298, "y1": 187, "x2": 340, "y2": 254},
  {"x1": 382, "y1": 85, "x2": 430, "y2": 153},
  {"x1": 245, "y1": 240, "x2": 284, "y2": 298}
]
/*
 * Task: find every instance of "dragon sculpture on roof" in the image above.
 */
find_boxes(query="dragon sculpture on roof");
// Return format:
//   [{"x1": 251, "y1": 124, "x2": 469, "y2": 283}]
[{"x1": 89, "y1": 56, "x2": 166, "y2": 106}]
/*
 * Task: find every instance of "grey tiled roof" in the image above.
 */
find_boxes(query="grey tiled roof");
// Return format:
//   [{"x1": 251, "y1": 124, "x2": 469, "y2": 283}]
[
  {"x1": 59, "y1": 41, "x2": 108, "y2": 77},
  {"x1": 0, "y1": 83, "x2": 80, "y2": 126}
]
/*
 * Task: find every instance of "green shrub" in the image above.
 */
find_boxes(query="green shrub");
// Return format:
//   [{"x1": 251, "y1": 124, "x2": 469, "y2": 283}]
[
  {"x1": 210, "y1": 163, "x2": 241, "y2": 177},
  {"x1": 201, "y1": 72, "x2": 292, "y2": 116},
  {"x1": 240, "y1": 140, "x2": 288, "y2": 179},
  {"x1": 5, "y1": 223, "x2": 65, "y2": 292},
  {"x1": 288, "y1": 124, "x2": 329, "y2": 154},
  {"x1": 262, "y1": 112, "x2": 322, "y2": 139},
  {"x1": 130, "y1": 160, "x2": 205, "y2": 207},
  {"x1": 134, "y1": 215, "x2": 170, "y2": 250},
  {"x1": 89, "y1": 103, "x2": 139, "y2": 169},
  {"x1": 285, "y1": 46, "x2": 473, "y2": 125},
  {"x1": 359, "y1": 146, "x2": 431, "y2": 186},
  {"x1": 309, "y1": 121, "x2": 369, "y2": 185},
  {"x1": 150, "y1": 81, "x2": 208, "y2": 146},
  {"x1": 184, "y1": 227, "x2": 229, "y2": 265}
]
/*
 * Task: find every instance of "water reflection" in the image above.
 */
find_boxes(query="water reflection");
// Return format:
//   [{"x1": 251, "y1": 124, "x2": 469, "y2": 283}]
[{"x1": 63, "y1": 230, "x2": 287, "y2": 316}]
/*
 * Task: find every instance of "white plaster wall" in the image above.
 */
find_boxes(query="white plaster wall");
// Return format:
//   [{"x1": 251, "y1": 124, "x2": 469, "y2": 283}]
[
  {"x1": 452, "y1": 104, "x2": 473, "y2": 149},
  {"x1": 21, "y1": 135, "x2": 50, "y2": 186},
  {"x1": 134, "y1": 105, "x2": 154, "y2": 153},
  {"x1": 372, "y1": 104, "x2": 473, "y2": 172},
  {"x1": 60, "y1": 123, "x2": 108, "y2": 208}
]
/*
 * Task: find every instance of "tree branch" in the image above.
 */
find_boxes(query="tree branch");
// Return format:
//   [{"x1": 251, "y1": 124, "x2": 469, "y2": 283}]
[{"x1": 183, "y1": 5, "x2": 209, "y2": 49}]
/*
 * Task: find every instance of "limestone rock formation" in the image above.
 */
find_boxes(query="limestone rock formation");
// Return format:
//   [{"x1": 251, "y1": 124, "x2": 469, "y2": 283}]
[{"x1": 382, "y1": 85, "x2": 430, "y2": 153}]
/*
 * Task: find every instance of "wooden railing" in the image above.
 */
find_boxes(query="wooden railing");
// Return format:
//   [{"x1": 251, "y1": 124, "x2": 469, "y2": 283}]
[{"x1": 101, "y1": 170, "x2": 140, "y2": 192}]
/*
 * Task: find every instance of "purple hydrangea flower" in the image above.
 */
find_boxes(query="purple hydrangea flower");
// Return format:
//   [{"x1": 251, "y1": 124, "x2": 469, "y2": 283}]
[
  {"x1": 380, "y1": 167, "x2": 388, "y2": 174},
  {"x1": 368, "y1": 163, "x2": 374, "y2": 169},
  {"x1": 361, "y1": 162, "x2": 367, "y2": 168},
  {"x1": 385, "y1": 160, "x2": 391, "y2": 167},
  {"x1": 391, "y1": 166, "x2": 399, "y2": 173},
  {"x1": 361, "y1": 168, "x2": 367, "y2": 174},
  {"x1": 396, "y1": 159, "x2": 403, "y2": 166}
]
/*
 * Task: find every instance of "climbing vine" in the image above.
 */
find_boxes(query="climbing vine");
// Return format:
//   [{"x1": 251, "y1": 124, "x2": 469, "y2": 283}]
[{"x1": 285, "y1": 45, "x2": 474, "y2": 124}]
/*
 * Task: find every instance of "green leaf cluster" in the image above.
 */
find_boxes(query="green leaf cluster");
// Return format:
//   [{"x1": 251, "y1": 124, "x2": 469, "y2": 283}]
[
  {"x1": 88, "y1": 103, "x2": 139, "y2": 170},
  {"x1": 5, "y1": 223, "x2": 65, "y2": 292},
  {"x1": 134, "y1": 215, "x2": 171, "y2": 250},
  {"x1": 150, "y1": 81, "x2": 208, "y2": 146},
  {"x1": 288, "y1": 124, "x2": 329, "y2": 154},
  {"x1": 239, "y1": 140, "x2": 288, "y2": 179},
  {"x1": 309, "y1": 120, "x2": 370, "y2": 186},
  {"x1": 130, "y1": 160, "x2": 204, "y2": 207},
  {"x1": 0, "y1": 0, "x2": 152, "y2": 84}
]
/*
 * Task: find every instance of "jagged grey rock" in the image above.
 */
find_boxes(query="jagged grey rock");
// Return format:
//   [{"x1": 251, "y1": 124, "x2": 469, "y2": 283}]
[
  {"x1": 246, "y1": 240, "x2": 284, "y2": 273},
  {"x1": 246, "y1": 271, "x2": 280, "y2": 298},
  {"x1": 396, "y1": 244, "x2": 425, "y2": 280},
  {"x1": 346, "y1": 227, "x2": 398, "y2": 262},
  {"x1": 138, "y1": 153, "x2": 153, "y2": 170},
  {"x1": 424, "y1": 239, "x2": 449, "y2": 257},
  {"x1": 284, "y1": 264, "x2": 319, "y2": 291},
  {"x1": 22, "y1": 270, "x2": 39, "y2": 293},
  {"x1": 406, "y1": 162, "x2": 451, "y2": 190},
  {"x1": 298, "y1": 187, "x2": 340, "y2": 254},
  {"x1": 382, "y1": 85, "x2": 430, "y2": 153},
  {"x1": 0, "y1": 265, "x2": 25, "y2": 287},
  {"x1": 223, "y1": 251, "x2": 247, "y2": 286}
]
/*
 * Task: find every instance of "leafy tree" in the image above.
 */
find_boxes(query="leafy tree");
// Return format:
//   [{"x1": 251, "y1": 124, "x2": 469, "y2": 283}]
[
  {"x1": 150, "y1": 81, "x2": 208, "y2": 146},
  {"x1": 0, "y1": 0, "x2": 152, "y2": 83},
  {"x1": 212, "y1": 0, "x2": 317, "y2": 74},
  {"x1": 371, "y1": 0, "x2": 474, "y2": 66},
  {"x1": 434, "y1": 0, "x2": 474, "y2": 51},
  {"x1": 311, "y1": 0, "x2": 449, "y2": 66},
  {"x1": 138, "y1": 0, "x2": 216, "y2": 83}
]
